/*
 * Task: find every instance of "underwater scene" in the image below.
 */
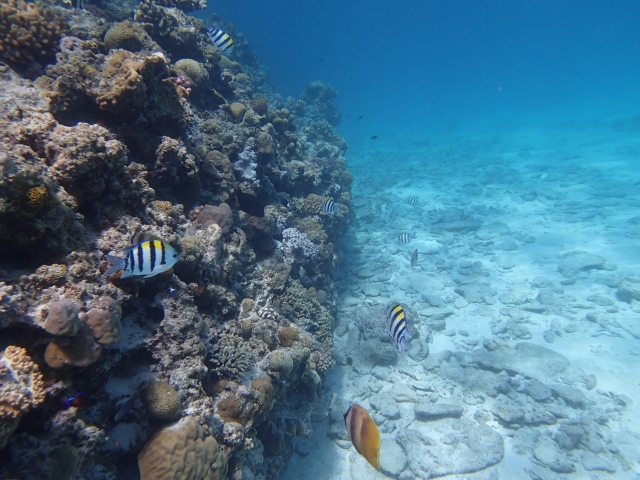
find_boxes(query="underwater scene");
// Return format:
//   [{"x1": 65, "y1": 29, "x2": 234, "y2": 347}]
[{"x1": 1, "y1": 0, "x2": 639, "y2": 479}]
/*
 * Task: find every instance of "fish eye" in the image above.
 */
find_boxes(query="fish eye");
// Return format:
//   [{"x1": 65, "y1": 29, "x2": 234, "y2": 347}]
[{"x1": 173, "y1": 253, "x2": 178, "y2": 258}]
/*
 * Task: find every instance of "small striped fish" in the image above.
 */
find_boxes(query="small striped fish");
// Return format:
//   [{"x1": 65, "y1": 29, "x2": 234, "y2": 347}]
[
  {"x1": 408, "y1": 197, "x2": 417, "y2": 206},
  {"x1": 398, "y1": 233, "x2": 414, "y2": 244},
  {"x1": 209, "y1": 25, "x2": 234, "y2": 52},
  {"x1": 386, "y1": 304, "x2": 412, "y2": 354},
  {"x1": 322, "y1": 198, "x2": 337, "y2": 214},
  {"x1": 103, "y1": 233, "x2": 179, "y2": 279}
]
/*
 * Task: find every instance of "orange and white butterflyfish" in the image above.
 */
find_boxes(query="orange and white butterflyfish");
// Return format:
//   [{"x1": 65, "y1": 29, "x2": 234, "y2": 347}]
[{"x1": 343, "y1": 403, "x2": 381, "y2": 471}]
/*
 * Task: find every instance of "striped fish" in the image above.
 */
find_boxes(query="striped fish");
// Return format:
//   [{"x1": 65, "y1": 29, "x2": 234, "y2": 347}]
[
  {"x1": 386, "y1": 303, "x2": 412, "y2": 354},
  {"x1": 208, "y1": 25, "x2": 234, "y2": 52},
  {"x1": 322, "y1": 198, "x2": 337, "y2": 214},
  {"x1": 398, "y1": 233, "x2": 414, "y2": 244},
  {"x1": 103, "y1": 233, "x2": 179, "y2": 279},
  {"x1": 408, "y1": 197, "x2": 417, "y2": 206}
]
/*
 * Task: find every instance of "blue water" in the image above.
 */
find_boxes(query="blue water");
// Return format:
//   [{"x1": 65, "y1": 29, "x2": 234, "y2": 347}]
[{"x1": 207, "y1": 0, "x2": 640, "y2": 129}]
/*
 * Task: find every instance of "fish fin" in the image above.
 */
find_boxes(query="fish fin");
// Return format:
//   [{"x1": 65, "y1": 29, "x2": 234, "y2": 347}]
[
  {"x1": 102, "y1": 255, "x2": 124, "y2": 277},
  {"x1": 401, "y1": 338, "x2": 412, "y2": 354},
  {"x1": 119, "y1": 270, "x2": 134, "y2": 279},
  {"x1": 131, "y1": 231, "x2": 163, "y2": 245}
]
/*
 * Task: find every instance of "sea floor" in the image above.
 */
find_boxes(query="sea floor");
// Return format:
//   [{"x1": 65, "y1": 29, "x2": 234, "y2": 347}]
[{"x1": 279, "y1": 109, "x2": 640, "y2": 480}]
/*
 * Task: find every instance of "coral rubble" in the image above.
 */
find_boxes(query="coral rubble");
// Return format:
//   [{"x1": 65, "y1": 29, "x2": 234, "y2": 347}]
[{"x1": 0, "y1": 2, "x2": 350, "y2": 479}]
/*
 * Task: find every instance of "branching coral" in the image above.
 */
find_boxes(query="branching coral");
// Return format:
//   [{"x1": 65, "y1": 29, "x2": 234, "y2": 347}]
[
  {"x1": 282, "y1": 228, "x2": 318, "y2": 261},
  {"x1": 0, "y1": 346, "x2": 45, "y2": 449},
  {"x1": 0, "y1": 0, "x2": 65, "y2": 71},
  {"x1": 209, "y1": 330, "x2": 254, "y2": 381}
]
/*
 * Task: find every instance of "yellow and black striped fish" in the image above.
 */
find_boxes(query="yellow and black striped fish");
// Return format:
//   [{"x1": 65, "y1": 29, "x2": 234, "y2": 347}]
[
  {"x1": 208, "y1": 25, "x2": 234, "y2": 52},
  {"x1": 386, "y1": 303, "x2": 412, "y2": 354},
  {"x1": 408, "y1": 197, "x2": 418, "y2": 206},
  {"x1": 103, "y1": 233, "x2": 179, "y2": 279},
  {"x1": 322, "y1": 198, "x2": 337, "y2": 214},
  {"x1": 398, "y1": 232, "x2": 414, "y2": 244}
]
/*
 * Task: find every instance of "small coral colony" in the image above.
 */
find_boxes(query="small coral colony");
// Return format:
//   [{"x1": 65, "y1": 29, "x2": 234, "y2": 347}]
[{"x1": 0, "y1": 0, "x2": 417, "y2": 476}]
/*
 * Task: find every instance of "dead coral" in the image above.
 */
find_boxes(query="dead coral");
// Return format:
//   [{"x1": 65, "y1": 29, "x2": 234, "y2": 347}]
[
  {"x1": 0, "y1": 0, "x2": 66, "y2": 70},
  {"x1": 151, "y1": 136, "x2": 200, "y2": 207},
  {"x1": 193, "y1": 203, "x2": 233, "y2": 234}
]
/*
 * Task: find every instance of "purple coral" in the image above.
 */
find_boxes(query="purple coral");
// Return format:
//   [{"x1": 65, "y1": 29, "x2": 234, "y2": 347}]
[{"x1": 282, "y1": 228, "x2": 318, "y2": 261}]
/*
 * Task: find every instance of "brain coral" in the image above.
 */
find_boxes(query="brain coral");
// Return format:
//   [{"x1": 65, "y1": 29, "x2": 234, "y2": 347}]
[
  {"x1": 267, "y1": 349, "x2": 293, "y2": 375},
  {"x1": 104, "y1": 21, "x2": 144, "y2": 51},
  {"x1": 249, "y1": 97, "x2": 268, "y2": 115},
  {"x1": 0, "y1": 346, "x2": 46, "y2": 449},
  {"x1": 277, "y1": 327, "x2": 299, "y2": 348},
  {"x1": 142, "y1": 381, "x2": 181, "y2": 420},
  {"x1": 138, "y1": 417, "x2": 227, "y2": 480},
  {"x1": 174, "y1": 59, "x2": 209, "y2": 89},
  {"x1": 0, "y1": 0, "x2": 65, "y2": 69}
]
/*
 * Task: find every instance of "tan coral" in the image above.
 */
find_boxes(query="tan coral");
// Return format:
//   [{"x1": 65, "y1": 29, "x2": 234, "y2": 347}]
[
  {"x1": 0, "y1": 0, "x2": 65, "y2": 67},
  {"x1": 277, "y1": 327, "x2": 299, "y2": 348},
  {"x1": 44, "y1": 324, "x2": 103, "y2": 369},
  {"x1": 174, "y1": 59, "x2": 209, "y2": 89},
  {"x1": 229, "y1": 103, "x2": 246, "y2": 123},
  {"x1": 83, "y1": 296, "x2": 122, "y2": 345},
  {"x1": 304, "y1": 193, "x2": 326, "y2": 215},
  {"x1": 138, "y1": 417, "x2": 227, "y2": 480},
  {"x1": 142, "y1": 381, "x2": 181, "y2": 421},
  {"x1": 42, "y1": 299, "x2": 81, "y2": 336}
]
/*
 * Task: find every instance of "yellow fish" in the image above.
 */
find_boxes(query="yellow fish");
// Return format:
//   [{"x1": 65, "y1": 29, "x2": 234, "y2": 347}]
[{"x1": 344, "y1": 403, "x2": 380, "y2": 470}]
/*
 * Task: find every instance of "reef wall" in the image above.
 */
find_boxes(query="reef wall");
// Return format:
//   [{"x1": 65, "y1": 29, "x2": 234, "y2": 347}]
[{"x1": 0, "y1": 1, "x2": 351, "y2": 479}]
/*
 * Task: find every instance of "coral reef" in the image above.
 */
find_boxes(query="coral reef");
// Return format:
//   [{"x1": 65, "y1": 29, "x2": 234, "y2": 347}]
[
  {"x1": 0, "y1": 1, "x2": 351, "y2": 477},
  {"x1": 138, "y1": 417, "x2": 227, "y2": 480},
  {"x1": 142, "y1": 381, "x2": 182, "y2": 420},
  {"x1": 0, "y1": 346, "x2": 45, "y2": 450},
  {"x1": 0, "y1": 0, "x2": 66, "y2": 76}
]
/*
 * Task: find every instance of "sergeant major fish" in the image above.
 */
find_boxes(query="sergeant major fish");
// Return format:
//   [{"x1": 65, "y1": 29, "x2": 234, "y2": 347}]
[
  {"x1": 208, "y1": 24, "x2": 234, "y2": 52},
  {"x1": 386, "y1": 303, "x2": 412, "y2": 354},
  {"x1": 408, "y1": 197, "x2": 418, "y2": 206},
  {"x1": 103, "y1": 232, "x2": 179, "y2": 279},
  {"x1": 398, "y1": 232, "x2": 415, "y2": 244},
  {"x1": 321, "y1": 197, "x2": 347, "y2": 215}
]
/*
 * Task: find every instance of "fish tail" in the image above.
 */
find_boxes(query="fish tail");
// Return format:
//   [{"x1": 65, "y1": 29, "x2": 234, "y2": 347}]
[
  {"x1": 103, "y1": 254, "x2": 125, "y2": 277},
  {"x1": 400, "y1": 337, "x2": 412, "y2": 354}
]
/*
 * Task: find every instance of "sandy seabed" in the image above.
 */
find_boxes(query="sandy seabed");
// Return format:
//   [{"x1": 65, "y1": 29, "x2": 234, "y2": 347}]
[{"x1": 280, "y1": 109, "x2": 640, "y2": 480}]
